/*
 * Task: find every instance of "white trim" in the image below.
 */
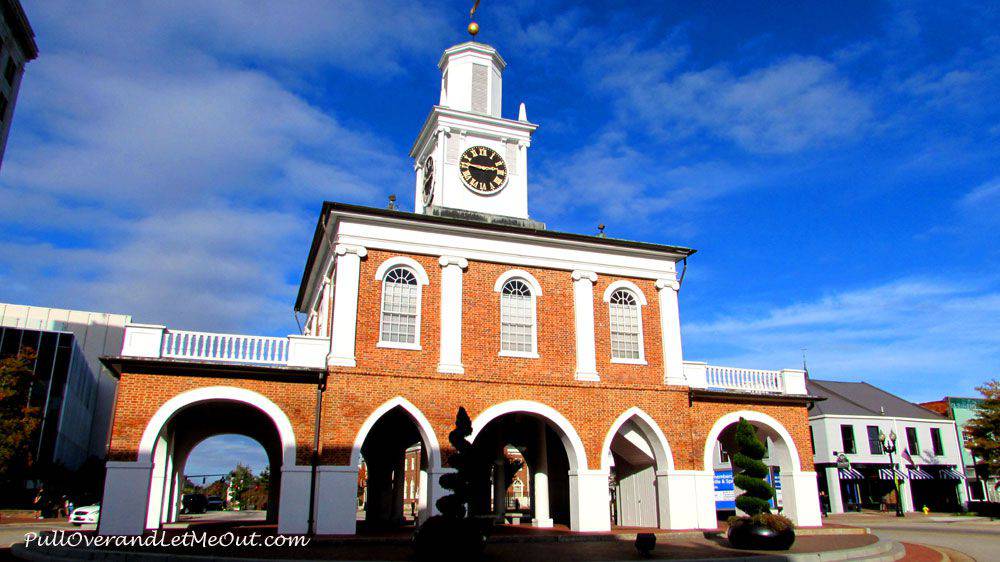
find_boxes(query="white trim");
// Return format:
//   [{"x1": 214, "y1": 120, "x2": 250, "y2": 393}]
[
  {"x1": 350, "y1": 397, "x2": 442, "y2": 470},
  {"x1": 493, "y1": 269, "x2": 543, "y2": 295},
  {"x1": 602, "y1": 280, "x2": 648, "y2": 305},
  {"x1": 600, "y1": 407, "x2": 675, "y2": 472},
  {"x1": 702, "y1": 410, "x2": 802, "y2": 474},
  {"x1": 376, "y1": 341, "x2": 422, "y2": 351},
  {"x1": 499, "y1": 350, "x2": 539, "y2": 359},
  {"x1": 611, "y1": 358, "x2": 647, "y2": 365},
  {"x1": 374, "y1": 256, "x2": 430, "y2": 285},
  {"x1": 137, "y1": 386, "x2": 297, "y2": 468},
  {"x1": 470, "y1": 400, "x2": 587, "y2": 472}
]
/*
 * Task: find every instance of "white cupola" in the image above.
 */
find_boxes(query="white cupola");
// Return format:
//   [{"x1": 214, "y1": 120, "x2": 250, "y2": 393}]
[{"x1": 410, "y1": 42, "x2": 541, "y2": 227}]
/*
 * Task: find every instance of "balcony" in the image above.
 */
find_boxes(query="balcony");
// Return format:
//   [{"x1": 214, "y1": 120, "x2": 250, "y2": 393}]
[
  {"x1": 683, "y1": 361, "x2": 807, "y2": 395},
  {"x1": 119, "y1": 324, "x2": 328, "y2": 369}
]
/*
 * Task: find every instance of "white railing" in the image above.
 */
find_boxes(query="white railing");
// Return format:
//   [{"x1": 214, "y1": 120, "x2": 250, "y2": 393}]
[
  {"x1": 705, "y1": 365, "x2": 783, "y2": 393},
  {"x1": 161, "y1": 329, "x2": 288, "y2": 365},
  {"x1": 683, "y1": 361, "x2": 808, "y2": 395},
  {"x1": 120, "y1": 324, "x2": 328, "y2": 369}
]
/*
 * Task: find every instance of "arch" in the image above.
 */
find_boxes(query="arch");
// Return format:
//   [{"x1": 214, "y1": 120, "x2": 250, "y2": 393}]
[
  {"x1": 493, "y1": 269, "x2": 543, "y2": 296},
  {"x1": 602, "y1": 280, "x2": 648, "y2": 306},
  {"x1": 470, "y1": 400, "x2": 587, "y2": 471},
  {"x1": 350, "y1": 396, "x2": 442, "y2": 470},
  {"x1": 600, "y1": 407, "x2": 674, "y2": 472},
  {"x1": 375, "y1": 256, "x2": 430, "y2": 285},
  {"x1": 701, "y1": 410, "x2": 802, "y2": 473},
  {"x1": 138, "y1": 386, "x2": 297, "y2": 468}
]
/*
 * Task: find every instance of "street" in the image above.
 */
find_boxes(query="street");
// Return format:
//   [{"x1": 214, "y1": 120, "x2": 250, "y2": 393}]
[{"x1": 826, "y1": 513, "x2": 1000, "y2": 561}]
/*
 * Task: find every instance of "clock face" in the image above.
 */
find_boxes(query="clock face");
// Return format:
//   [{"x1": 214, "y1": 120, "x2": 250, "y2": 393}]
[
  {"x1": 459, "y1": 146, "x2": 508, "y2": 194},
  {"x1": 422, "y1": 156, "x2": 434, "y2": 206}
]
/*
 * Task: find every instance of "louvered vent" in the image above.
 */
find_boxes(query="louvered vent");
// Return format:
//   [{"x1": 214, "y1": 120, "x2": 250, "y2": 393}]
[{"x1": 471, "y1": 64, "x2": 489, "y2": 113}]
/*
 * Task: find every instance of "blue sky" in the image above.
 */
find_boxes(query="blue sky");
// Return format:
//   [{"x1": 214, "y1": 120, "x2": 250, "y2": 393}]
[{"x1": 1, "y1": 1, "x2": 998, "y2": 473}]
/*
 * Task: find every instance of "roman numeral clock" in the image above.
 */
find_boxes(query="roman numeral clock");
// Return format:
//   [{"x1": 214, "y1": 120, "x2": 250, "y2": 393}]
[{"x1": 460, "y1": 146, "x2": 508, "y2": 193}]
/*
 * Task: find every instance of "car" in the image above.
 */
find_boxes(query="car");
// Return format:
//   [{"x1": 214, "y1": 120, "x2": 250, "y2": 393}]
[
  {"x1": 69, "y1": 504, "x2": 100, "y2": 525},
  {"x1": 181, "y1": 493, "x2": 208, "y2": 514},
  {"x1": 206, "y1": 496, "x2": 224, "y2": 511}
]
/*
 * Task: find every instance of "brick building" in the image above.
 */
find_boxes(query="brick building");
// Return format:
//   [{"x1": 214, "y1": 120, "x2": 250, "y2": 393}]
[{"x1": 97, "y1": 40, "x2": 822, "y2": 536}]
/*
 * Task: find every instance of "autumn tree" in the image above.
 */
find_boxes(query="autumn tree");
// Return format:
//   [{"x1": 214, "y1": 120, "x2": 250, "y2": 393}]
[
  {"x1": 228, "y1": 464, "x2": 255, "y2": 509},
  {"x1": 0, "y1": 348, "x2": 41, "y2": 488},
  {"x1": 965, "y1": 379, "x2": 1000, "y2": 479}
]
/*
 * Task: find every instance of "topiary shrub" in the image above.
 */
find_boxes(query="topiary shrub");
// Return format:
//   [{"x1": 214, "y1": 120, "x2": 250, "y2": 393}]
[{"x1": 732, "y1": 418, "x2": 775, "y2": 516}]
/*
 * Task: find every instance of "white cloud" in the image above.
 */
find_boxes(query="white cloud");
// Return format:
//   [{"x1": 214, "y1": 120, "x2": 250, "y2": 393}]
[
  {"x1": 957, "y1": 177, "x2": 1000, "y2": 216},
  {"x1": 185, "y1": 434, "x2": 269, "y2": 477},
  {"x1": 684, "y1": 278, "x2": 1000, "y2": 401}
]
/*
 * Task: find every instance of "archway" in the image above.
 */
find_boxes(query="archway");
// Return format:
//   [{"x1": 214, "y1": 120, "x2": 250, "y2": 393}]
[
  {"x1": 352, "y1": 398, "x2": 440, "y2": 531},
  {"x1": 138, "y1": 388, "x2": 295, "y2": 531},
  {"x1": 601, "y1": 408, "x2": 673, "y2": 528},
  {"x1": 178, "y1": 433, "x2": 273, "y2": 523},
  {"x1": 703, "y1": 411, "x2": 820, "y2": 527},
  {"x1": 470, "y1": 401, "x2": 589, "y2": 530}
]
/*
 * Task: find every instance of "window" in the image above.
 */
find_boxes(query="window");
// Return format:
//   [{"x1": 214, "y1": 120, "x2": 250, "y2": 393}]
[
  {"x1": 905, "y1": 427, "x2": 919, "y2": 455},
  {"x1": 500, "y1": 279, "x2": 535, "y2": 354},
  {"x1": 379, "y1": 267, "x2": 420, "y2": 346},
  {"x1": 3, "y1": 57, "x2": 15, "y2": 85},
  {"x1": 930, "y1": 428, "x2": 944, "y2": 456},
  {"x1": 608, "y1": 289, "x2": 643, "y2": 361},
  {"x1": 719, "y1": 446, "x2": 729, "y2": 463},
  {"x1": 809, "y1": 426, "x2": 815, "y2": 454},
  {"x1": 867, "y1": 426, "x2": 883, "y2": 454},
  {"x1": 840, "y1": 425, "x2": 856, "y2": 454}
]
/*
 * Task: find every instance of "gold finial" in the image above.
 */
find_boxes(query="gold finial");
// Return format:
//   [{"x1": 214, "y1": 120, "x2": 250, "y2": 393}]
[{"x1": 468, "y1": 0, "x2": 481, "y2": 37}]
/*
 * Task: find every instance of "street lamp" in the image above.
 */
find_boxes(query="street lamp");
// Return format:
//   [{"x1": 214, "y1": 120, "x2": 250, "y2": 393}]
[{"x1": 879, "y1": 430, "x2": 905, "y2": 517}]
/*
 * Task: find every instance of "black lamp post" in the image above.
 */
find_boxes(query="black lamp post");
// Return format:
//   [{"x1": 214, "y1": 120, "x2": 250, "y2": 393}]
[{"x1": 879, "y1": 430, "x2": 905, "y2": 517}]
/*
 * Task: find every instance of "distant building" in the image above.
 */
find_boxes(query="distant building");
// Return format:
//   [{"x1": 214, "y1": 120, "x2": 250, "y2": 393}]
[
  {"x1": 0, "y1": 0, "x2": 37, "y2": 167},
  {"x1": 808, "y1": 379, "x2": 966, "y2": 514},
  {"x1": 0, "y1": 303, "x2": 131, "y2": 460},
  {"x1": 920, "y1": 397, "x2": 998, "y2": 502}
]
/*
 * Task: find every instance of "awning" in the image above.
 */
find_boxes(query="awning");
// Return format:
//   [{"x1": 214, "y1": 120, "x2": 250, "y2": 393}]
[
  {"x1": 908, "y1": 468, "x2": 933, "y2": 480},
  {"x1": 938, "y1": 468, "x2": 965, "y2": 480},
  {"x1": 878, "y1": 468, "x2": 908, "y2": 480},
  {"x1": 838, "y1": 468, "x2": 864, "y2": 480}
]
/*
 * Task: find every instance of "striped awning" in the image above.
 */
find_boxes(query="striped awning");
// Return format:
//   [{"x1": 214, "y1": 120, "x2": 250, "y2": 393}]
[
  {"x1": 838, "y1": 468, "x2": 864, "y2": 480},
  {"x1": 878, "y1": 468, "x2": 908, "y2": 480},
  {"x1": 938, "y1": 468, "x2": 965, "y2": 480},
  {"x1": 908, "y1": 468, "x2": 933, "y2": 480}
]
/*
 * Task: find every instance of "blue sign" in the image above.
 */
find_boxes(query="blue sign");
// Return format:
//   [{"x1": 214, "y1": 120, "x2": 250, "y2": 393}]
[{"x1": 714, "y1": 469, "x2": 735, "y2": 509}]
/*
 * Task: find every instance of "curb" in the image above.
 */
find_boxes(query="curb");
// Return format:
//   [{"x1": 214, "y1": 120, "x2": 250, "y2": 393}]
[{"x1": 11, "y1": 537, "x2": 904, "y2": 562}]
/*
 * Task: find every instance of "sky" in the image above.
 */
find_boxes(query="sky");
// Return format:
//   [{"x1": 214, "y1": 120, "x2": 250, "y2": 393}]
[{"x1": 0, "y1": 1, "x2": 997, "y2": 472}]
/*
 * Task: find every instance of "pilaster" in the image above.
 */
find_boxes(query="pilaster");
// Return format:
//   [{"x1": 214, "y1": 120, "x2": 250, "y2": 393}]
[
  {"x1": 655, "y1": 278, "x2": 685, "y2": 385},
  {"x1": 438, "y1": 256, "x2": 468, "y2": 374},
  {"x1": 328, "y1": 244, "x2": 367, "y2": 368},
  {"x1": 572, "y1": 270, "x2": 599, "y2": 381}
]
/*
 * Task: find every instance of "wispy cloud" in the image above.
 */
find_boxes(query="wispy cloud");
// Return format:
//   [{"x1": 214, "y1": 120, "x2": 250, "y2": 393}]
[{"x1": 184, "y1": 434, "x2": 269, "y2": 477}]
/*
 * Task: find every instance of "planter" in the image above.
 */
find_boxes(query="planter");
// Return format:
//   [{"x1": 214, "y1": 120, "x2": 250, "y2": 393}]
[
  {"x1": 727, "y1": 520, "x2": 795, "y2": 550},
  {"x1": 414, "y1": 515, "x2": 491, "y2": 561}
]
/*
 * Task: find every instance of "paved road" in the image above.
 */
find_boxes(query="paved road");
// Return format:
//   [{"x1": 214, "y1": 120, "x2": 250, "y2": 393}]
[{"x1": 826, "y1": 513, "x2": 1000, "y2": 561}]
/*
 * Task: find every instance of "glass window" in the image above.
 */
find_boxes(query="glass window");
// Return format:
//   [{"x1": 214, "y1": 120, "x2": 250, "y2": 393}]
[
  {"x1": 379, "y1": 267, "x2": 419, "y2": 344},
  {"x1": 867, "y1": 426, "x2": 883, "y2": 454},
  {"x1": 719, "y1": 446, "x2": 730, "y2": 463},
  {"x1": 905, "y1": 427, "x2": 919, "y2": 455},
  {"x1": 609, "y1": 289, "x2": 642, "y2": 360},
  {"x1": 3, "y1": 57, "x2": 15, "y2": 84},
  {"x1": 930, "y1": 428, "x2": 944, "y2": 456},
  {"x1": 500, "y1": 279, "x2": 534, "y2": 353},
  {"x1": 840, "y1": 425, "x2": 856, "y2": 454}
]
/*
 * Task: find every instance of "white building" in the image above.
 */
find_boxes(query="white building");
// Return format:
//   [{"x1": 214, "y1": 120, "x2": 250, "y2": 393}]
[{"x1": 808, "y1": 379, "x2": 967, "y2": 514}]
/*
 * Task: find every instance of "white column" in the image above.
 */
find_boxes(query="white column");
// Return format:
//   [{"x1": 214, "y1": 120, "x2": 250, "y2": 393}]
[
  {"x1": 328, "y1": 244, "x2": 367, "y2": 368},
  {"x1": 438, "y1": 256, "x2": 468, "y2": 374},
  {"x1": 783, "y1": 472, "x2": 822, "y2": 527},
  {"x1": 146, "y1": 435, "x2": 169, "y2": 529},
  {"x1": 571, "y1": 270, "x2": 599, "y2": 381},
  {"x1": 824, "y1": 466, "x2": 844, "y2": 514},
  {"x1": 655, "y1": 279, "x2": 685, "y2": 385},
  {"x1": 657, "y1": 470, "x2": 714, "y2": 530},
  {"x1": 532, "y1": 420, "x2": 553, "y2": 527},
  {"x1": 568, "y1": 469, "x2": 611, "y2": 532},
  {"x1": 98, "y1": 461, "x2": 154, "y2": 536},
  {"x1": 427, "y1": 467, "x2": 456, "y2": 518},
  {"x1": 311, "y1": 465, "x2": 357, "y2": 535},
  {"x1": 317, "y1": 278, "x2": 331, "y2": 336},
  {"x1": 417, "y1": 467, "x2": 430, "y2": 523}
]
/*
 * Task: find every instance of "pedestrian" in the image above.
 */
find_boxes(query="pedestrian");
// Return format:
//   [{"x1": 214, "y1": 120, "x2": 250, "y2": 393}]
[{"x1": 819, "y1": 490, "x2": 828, "y2": 516}]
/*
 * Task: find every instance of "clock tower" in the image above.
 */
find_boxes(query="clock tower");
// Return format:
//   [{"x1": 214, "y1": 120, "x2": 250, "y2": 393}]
[{"x1": 410, "y1": 41, "x2": 541, "y2": 227}]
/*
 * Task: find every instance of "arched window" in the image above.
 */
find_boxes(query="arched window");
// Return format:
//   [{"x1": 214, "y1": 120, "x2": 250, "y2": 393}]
[
  {"x1": 379, "y1": 266, "x2": 420, "y2": 346},
  {"x1": 608, "y1": 289, "x2": 644, "y2": 362},
  {"x1": 500, "y1": 279, "x2": 536, "y2": 355}
]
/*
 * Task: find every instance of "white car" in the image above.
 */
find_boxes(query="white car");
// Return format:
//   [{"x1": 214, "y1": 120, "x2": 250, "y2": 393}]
[{"x1": 69, "y1": 504, "x2": 100, "y2": 525}]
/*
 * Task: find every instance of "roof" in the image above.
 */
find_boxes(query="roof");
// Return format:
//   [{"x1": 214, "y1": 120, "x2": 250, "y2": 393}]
[
  {"x1": 1, "y1": 0, "x2": 37, "y2": 60},
  {"x1": 807, "y1": 379, "x2": 945, "y2": 420},
  {"x1": 294, "y1": 201, "x2": 697, "y2": 310}
]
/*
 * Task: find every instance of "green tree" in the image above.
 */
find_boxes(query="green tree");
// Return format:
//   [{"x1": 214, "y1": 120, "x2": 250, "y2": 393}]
[
  {"x1": 228, "y1": 464, "x2": 254, "y2": 509},
  {"x1": 732, "y1": 418, "x2": 775, "y2": 516},
  {"x1": 0, "y1": 348, "x2": 41, "y2": 487},
  {"x1": 965, "y1": 379, "x2": 1000, "y2": 478}
]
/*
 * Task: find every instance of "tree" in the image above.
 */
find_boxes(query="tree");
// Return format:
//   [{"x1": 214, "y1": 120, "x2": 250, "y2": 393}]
[
  {"x1": 228, "y1": 464, "x2": 254, "y2": 509},
  {"x1": 965, "y1": 379, "x2": 1000, "y2": 479},
  {"x1": 0, "y1": 348, "x2": 41, "y2": 487},
  {"x1": 732, "y1": 418, "x2": 775, "y2": 516}
]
